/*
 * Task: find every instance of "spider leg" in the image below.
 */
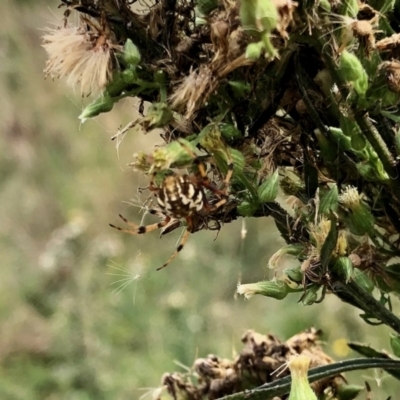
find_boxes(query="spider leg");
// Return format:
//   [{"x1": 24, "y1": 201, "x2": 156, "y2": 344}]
[
  {"x1": 156, "y1": 216, "x2": 193, "y2": 270},
  {"x1": 110, "y1": 214, "x2": 171, "y2": 234},
  {"x1": 209, "y1": 198, "x2": 227, "y2": 211},
  {"x1": 156, "y1": 228, "x2": 191, "y2": 270},
  {"x1": 221, "y1": 149, "x2": 234, "y2": 193},
  {"x1": 196, "y1": 148, "x2": 233, "y2": 197}
]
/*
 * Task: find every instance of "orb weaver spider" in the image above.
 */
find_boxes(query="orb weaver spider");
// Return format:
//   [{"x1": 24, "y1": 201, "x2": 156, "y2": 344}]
[{"x1": 110, "y1": 151, "x2": 233, "y2": 270}]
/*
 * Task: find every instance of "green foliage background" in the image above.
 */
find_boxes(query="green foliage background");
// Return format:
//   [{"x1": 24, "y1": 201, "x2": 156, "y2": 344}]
[{"x1": 0, "y1": 0, "x2": 396, "y2": 398}]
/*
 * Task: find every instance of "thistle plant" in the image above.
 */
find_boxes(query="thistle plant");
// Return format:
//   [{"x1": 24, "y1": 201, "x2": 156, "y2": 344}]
[{"x1": 43, "y1": 0, "x2": 400, "y2": 398}]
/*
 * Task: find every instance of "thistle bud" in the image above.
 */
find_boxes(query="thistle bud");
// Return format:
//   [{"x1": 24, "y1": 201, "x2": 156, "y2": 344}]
[
  {"x1": 318, "y1": 0, "x2": 331, "y2": 12},
  {"x1": 258, "y1": 170, "x2": 279, "y2": 202},
  {"x1": 141, "y1": 103, "x2": 173, "y2": 130},
  {"x1": 198, "y1": 124, "x2": 224, "y2": 151},
  {"x1": 245, "y1": 41, "x2": 264, "y2": 60},
  {"x1": 390, "y1": 333, "x2": 400, "y2": 358},
  {"x1": 340, "y1": 51, "x2": 363, "y2": 82},
  {"x1": 123, "y1": 39, "x2": 141, "y2": 66},
  {"x1": 340, "y1": 51, "x2": 368, "y2": 95},
  {"x1": 79, "y1": 95, "x2": 114, "y2": 122},
  {"x1": 339, "y1": 186, "x2": 375, "y2": 235},
  {"x1": 152, "y1": 139, "x2": 197, "y2": 171},
  {"x1": 237, "y1": 279, "x2": 291, "y2": 300},
  {"x1": 334, "y1": 257, "x2": 353, "y2": 283},
  {"x1": 319, "y1": 184, "x2": 339, "y2": 214},
  {"x1": 288, "y1": 355, "x2": 317, "y2": 400}
]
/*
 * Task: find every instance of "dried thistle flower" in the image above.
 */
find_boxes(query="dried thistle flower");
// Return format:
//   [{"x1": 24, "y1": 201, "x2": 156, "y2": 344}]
[
  {"x1": 377, "y1": 33, "x2": 400, "y2": 58},
  {"x1": 42, "y1": 22, "x2": 120, "y2": 96},
  {"x1": 170, "y1": 66, "x2": 214, "y2": 117},
  {"x1": 380, "y1": 61, "x2": 400, "y2": 93}
]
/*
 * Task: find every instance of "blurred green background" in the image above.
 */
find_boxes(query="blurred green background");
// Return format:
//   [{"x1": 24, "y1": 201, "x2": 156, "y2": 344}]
[{"x1": 0, "y1": 1, "x2": 397, "y2": 398}]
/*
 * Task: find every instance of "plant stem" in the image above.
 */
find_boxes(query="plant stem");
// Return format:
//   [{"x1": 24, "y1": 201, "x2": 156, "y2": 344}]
[{"x1": 331, "y1": 280, "x2": 400, "y2": 334}]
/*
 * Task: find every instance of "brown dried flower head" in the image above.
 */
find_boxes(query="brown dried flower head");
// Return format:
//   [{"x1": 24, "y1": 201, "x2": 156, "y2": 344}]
[
  {"x1": 170, "y1": 66, "x2": 214, "y2": 117},
  {"x1": 42, "y1": 21, "x2": 120, "y2": 96}
]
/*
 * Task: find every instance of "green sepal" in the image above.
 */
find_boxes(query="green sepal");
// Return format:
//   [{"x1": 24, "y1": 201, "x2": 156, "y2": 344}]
[
  {"x1": 258, "y1": 170, "x2": 279, "y2": 202},
  {"x1": 334, "y1": 257, "x2": 353, "y2": 283},
  {"x1": 301, "y1": 285, "x2": 320, "y2": 306},
  {"x1": 352, "y1": 269, "x2": 374, "y2": 293}
]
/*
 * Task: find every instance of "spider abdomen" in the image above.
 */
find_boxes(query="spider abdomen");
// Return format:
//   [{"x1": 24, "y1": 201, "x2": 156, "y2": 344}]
[{"x1": 157, "y1": 175, "x2": 204, "y2": 218}]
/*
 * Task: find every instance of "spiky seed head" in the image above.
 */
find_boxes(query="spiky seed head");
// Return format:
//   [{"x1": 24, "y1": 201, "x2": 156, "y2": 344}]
[
  {"x1": 338, "y1": 186, "x2": 361, "y2": 210},
  {"x1": 43, "y1": 24, "x2": 120, "y2": 96}
]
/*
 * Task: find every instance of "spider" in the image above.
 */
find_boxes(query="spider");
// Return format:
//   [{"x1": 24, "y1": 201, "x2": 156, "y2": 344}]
[{"x1": 110, "y1": 153, "x2": 233, "y2": 270}]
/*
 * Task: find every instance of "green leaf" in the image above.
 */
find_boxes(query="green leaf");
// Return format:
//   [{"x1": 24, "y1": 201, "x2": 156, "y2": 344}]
[
  {"x1": 319, "y1": 185, "x2": 339, "y2": 214},
  {"x1": 348, "y1": 343, "x2": 400, "y2": 380},
  {"x1": 304, "y1": 163, "x2": 319, "y2": 201},
  {"x1": 390, "y1": 333, "x2": 400, "y2": 358}
]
